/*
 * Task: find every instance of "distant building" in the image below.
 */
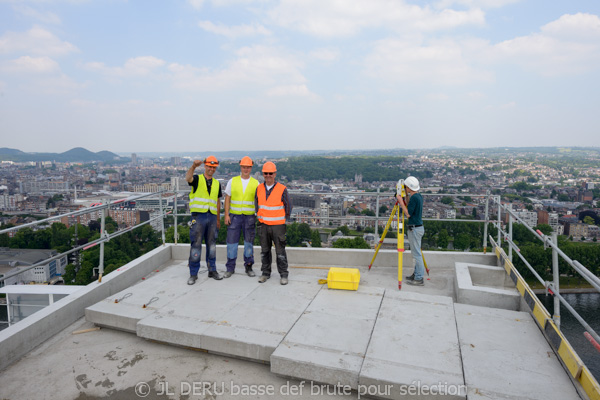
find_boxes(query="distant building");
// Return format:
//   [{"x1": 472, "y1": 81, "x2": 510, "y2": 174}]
[
  {"x1": 131, "y1": 153, "x2": 137, "y2": 166},
  {"x1": 514, "y1": 210, "x2": 538, "y2": 227},
  {"x1": 0, "y1": 248, "x2": 68, "y2": 285},
  {"x1": 290, "y1": 194, "x2": 321, "y2": 210},
  {"x1": 444, "y1": 208, "x2": 456, "y2": 219}
]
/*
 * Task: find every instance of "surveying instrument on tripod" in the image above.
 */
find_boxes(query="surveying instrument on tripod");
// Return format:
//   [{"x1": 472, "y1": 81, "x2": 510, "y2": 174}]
[{"x1": 368, "y1": 177, "x2": 429, "y2": 290}]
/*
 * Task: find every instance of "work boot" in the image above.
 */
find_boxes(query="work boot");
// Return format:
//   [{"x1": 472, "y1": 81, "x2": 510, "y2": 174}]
[
  {"x1": 208, "y1": 271, "x2": 223, "y2": 280},
  {"x1": 280, "y1": 277, "x2": 288, "y2": 285},
  {"x1": 223, "y1": 271, "x2": 233, "y2": 278},
  {"x1": 245, "y1": 264, "x2": 255, "y2": 277},
  {"x1": 258, "y1": 275, "x2": 269, "y2": 283},
  {"x1": 406, "y1": 273, "x2": 415, "y2": 281},
  {"x1": 406, "y1": 278, "x2": 424, "y2": 286},
  {"x1": 187, "y1": 275, "x2": 198, "y2": 285}
]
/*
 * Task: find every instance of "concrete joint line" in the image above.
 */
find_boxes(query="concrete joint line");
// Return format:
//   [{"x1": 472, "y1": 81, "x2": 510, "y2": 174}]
[{"x1": 356, "y1": 288, "x2": 386, "y2": 379}]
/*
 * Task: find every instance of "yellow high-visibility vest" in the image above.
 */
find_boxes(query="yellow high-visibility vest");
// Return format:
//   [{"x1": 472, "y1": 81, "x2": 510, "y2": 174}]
[
  {"x1": 229, "y1": 176, "x2": 259, "y2": 215},
  {"x1": 189, "y1": 176, "x2": 219, "y2": 215}
]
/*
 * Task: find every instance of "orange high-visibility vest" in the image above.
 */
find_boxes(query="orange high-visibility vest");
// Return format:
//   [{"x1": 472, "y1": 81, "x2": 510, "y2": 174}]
[{"x1": 256, "y1": 183, "x2": 286, "y2": 225}]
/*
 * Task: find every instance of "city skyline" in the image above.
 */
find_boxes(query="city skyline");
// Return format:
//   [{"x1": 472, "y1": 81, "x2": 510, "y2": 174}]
[{"x1": 1, "y1": 0, "x2": 600, "y2": 153}]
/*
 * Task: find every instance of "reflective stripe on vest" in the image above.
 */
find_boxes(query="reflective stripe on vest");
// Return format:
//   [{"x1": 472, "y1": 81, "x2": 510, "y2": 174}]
[
  {"x1": 229, "y1": 176, "x2": 259, "y2": 215},
  {"x1": 189, "y1": 176, "x2": 220, "y2": 215},
  {"x1": 256, "y1": 183, "x2": 286, "y2": 225}
]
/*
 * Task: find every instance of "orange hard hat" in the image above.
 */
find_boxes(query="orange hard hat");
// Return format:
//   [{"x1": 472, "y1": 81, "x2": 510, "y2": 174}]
[
  {"x1": 240, "y1": 156, "x2": 253, "y2": 167},
  {"x1": 204, "y1": 156, "x2": 219, "y2": 166},
  {"x1": 262, "y1": 161, "x2": 277, "y2": 173}
]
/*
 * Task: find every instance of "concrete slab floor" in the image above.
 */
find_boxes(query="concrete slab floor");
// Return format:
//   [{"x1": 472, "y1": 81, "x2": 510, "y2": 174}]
[
  {"x1": 359, "y1": 291, "x2": 466, "y2": 400},
  {"x1": 271, "y1": 286, "x2": 385, "y2": 389},
  {"x1": 0, "y1": 253, "x2": 585, "y2": 400},
  {"x1": 0, "y1": 318, "x2": 354, "y2": 400},
  {"x1": 85, "y1": 261, "x2": 195, "y2": 332},
  {"x1": 454, "y1": 303, "x2": 581, "y2": 400}
]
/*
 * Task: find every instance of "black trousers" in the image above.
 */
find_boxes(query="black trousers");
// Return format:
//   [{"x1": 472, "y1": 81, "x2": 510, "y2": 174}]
[{"x1": 258, "y1": 223, "x2": 288, "y2": 278}]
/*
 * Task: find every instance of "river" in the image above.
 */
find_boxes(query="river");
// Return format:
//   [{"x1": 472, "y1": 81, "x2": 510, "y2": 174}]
[{"x1": 537, "y1": 292, "x2": 600, "y2": 382}]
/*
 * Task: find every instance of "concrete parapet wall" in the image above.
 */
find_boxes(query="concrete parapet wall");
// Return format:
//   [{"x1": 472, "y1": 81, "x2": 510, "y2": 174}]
[
  {"x1": 0, "y1": 244, "x2": 174, "y2": 372},
  {"x1": 171, "y1": 244, "x2": 496, "y2": 269}
]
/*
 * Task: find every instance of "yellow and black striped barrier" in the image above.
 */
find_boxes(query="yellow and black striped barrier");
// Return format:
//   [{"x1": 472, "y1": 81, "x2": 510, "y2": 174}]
[{"x1": 494, "y1": 245, "x2": 600, "y2": 400}]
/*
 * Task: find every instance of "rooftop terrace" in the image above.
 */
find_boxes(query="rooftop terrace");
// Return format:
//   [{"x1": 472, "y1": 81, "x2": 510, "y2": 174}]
[{"x1": 0, "y1": 244, "x2": 596, "y2": 400}]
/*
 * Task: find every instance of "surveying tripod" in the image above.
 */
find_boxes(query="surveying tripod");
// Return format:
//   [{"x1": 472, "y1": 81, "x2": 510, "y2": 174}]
[{"x1": 368, "y1": 184, "x2": 429, "y2": 290}]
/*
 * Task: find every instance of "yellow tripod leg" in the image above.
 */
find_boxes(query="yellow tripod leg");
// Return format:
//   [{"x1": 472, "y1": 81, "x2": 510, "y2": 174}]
[
  {"x1": 368, "y1": 203, "x2": 398, "y2": 270},
  {"x1": 398, "y1": 205, "x2": 404, "y2": 290}
]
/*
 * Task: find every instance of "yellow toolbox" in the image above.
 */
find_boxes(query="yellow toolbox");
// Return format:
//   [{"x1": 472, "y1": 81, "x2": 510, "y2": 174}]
[{"x1": 327, "y1": 267, "x2": 360, "y2": 291}]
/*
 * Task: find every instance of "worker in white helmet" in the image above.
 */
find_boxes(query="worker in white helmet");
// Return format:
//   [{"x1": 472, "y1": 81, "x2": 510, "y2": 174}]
[{"x1": 396, "y1": 176, "x2": 425, "y2": 286}]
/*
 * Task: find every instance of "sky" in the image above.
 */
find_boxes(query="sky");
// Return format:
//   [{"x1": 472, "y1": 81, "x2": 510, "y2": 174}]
[{"x1": 1, "y1": 0, "x2": 600, "y2": 154}]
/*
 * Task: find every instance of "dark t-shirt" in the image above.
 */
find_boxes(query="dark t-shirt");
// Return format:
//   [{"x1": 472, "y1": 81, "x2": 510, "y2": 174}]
[
  {"x1": 407, "y1": 193, "x2": 423, "y2": 226},
  {"x1": 189, "y1": 175, "x2": 222, "y2": 198}
]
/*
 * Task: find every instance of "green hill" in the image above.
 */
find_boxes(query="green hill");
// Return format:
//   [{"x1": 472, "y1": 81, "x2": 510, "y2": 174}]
[{"x1": 0, "y1": 147, "x2": 123, "y2": 162}]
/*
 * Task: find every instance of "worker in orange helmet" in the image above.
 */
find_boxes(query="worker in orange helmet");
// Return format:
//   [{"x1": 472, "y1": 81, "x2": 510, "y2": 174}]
[
  {"x1": 223, "y1": 156, "x2": 259, "y2": 278},
  {"x1": 255, "y1": 161, "x2": 293, "y2": 285},
  {"x1": 185, "y1": 156, "x2": 223, "y2": 284}
]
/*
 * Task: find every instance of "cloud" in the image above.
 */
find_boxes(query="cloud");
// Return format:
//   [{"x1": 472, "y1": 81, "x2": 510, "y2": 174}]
[
  {"x1": 266, "y1": 84, "x2": 319, "y2": 100},
  {"x1": 467, "y1": 91, "x2": 485, "y2": 99},
  {"x1": 169, "y1": 45, "x2": 306, "y2": 90},
  {"x1": 365, "y1": 37, "x2": 492, "y2": 85},
  {"x1": 540, "y1": 13, "x2": 600, "y2": 41},
  {"x1": 198, "y1": 20, "x2": 271, "y2": 38},
  {"x1": 12, "y1": 5, "x2": 61, "y2": 24},
  {"x1": 434, "y1": 0, "x2": 520, "y2": 9},
  {"x1": 0, "y1": 26, "x2": 78, "y2": 56},
  {"x1": 268, "y1": 0, "x2": 484, "y2": 37},
  {"x1": 188, "y1": 0, "x2": 204, "y2": 10},
  {"x1": 425, "y1": 93, "x2": 450, "y2": 101},
  {"x1": 309, "y1": 48, "x2": 340, "y2": 62},
  {"x1": 84, "y1": 56, "x2": 166, "y2": 77},
  {"x1": 0, "y1": 55, "x2": 60, "y2": 74},
  {"x1": 491, "y1": 13, "x2": 600, "y2": 76}
]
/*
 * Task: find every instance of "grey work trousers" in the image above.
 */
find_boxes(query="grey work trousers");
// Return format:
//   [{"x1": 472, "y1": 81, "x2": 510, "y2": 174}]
[{"x1": 258, "y1": 223, "x2": 288, "y2": 278}]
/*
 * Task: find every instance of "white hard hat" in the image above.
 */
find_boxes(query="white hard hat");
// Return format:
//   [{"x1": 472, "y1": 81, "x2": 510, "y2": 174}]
[{"x1": 404, "y1": 176, "x2": 420, "y2": 192}]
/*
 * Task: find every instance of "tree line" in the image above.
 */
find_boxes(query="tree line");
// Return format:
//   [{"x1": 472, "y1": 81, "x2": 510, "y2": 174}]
[
  {"x1": 273, "y1": 156, "x2": 432, "y2": 183},
  {"x1": 0, "y1": 218, "x2": 161, "y2": 285}
]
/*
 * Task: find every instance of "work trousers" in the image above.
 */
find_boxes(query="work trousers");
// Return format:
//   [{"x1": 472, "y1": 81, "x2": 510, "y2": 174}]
[
  {"x1": 258, "y1": 223, "x2": 288, "y2": 278},
  {"x1": 225, "y1": 214, "x2": 256, "y2": 272},
  {"x1": 407, "y1": 225, "x2": 425, "y2": 280},
  {"x1": 188, "y1": 212, "x2": 218, "y2": 276}
]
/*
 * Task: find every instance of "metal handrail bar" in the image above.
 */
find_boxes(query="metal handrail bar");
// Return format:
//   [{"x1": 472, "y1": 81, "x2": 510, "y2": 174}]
[
  {"x1": 490, "y1": 234, "x2": 600, "y2": 347},
  {"x1": 0, "y1": 191, "x2": 169, "y2": 235},
  {"x1": 548, "y1": 282, "x2": 600, "y2": 344},
  {"x1": 494, "y1": 200, "x2": 600, "y2": 290},
  {"x1": 0, "y1": 211, "x2": 170, "y2": 284},
  {"x1": 501, "y1": 234, "x2": 547, "y2": 286},
  {"x1": 496, "y1": 223, "x2": 600, "y2": 293}
]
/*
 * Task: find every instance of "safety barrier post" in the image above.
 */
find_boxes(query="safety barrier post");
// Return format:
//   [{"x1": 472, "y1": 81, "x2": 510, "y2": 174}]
[
  {"x1": 375, "y1": 187, "x2": 380, "y2": 238},
  {"x1": 159, "y1": 191, "x2": 165, "y2": 245},
  {"x1": 497, "y1": 197, "x2": 502, "y2": 246},
  {"x1": 98, "y1": 201, "x2": 106, "y2": 282},
  {"x1": 508, "y1": 214, "x2": 513, "y2": 263},
  {"x1": 173, "y1": 192, "x2": 178, "y2": 244},
  {"x1": 552, "y1": 232, "x2": 560, "y2": 329},
  {"x1": 483, "y1": 191, "x2": 489, "y2": 253}
]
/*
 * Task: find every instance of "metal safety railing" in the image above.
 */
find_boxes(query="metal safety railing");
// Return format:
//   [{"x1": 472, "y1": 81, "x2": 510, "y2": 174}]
[
  {"x1": 169, "y1": 188, "x2": 495, "y2": 250},
  {"x1": 2, "y1": 186, "x2": 598, "y2": 352},
  {"x1": 0, "y1": 190, "x2": 173, "y2": 287},
  {"x1": 491, "y1": 196, "x2": 600, "y2": 349}
]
